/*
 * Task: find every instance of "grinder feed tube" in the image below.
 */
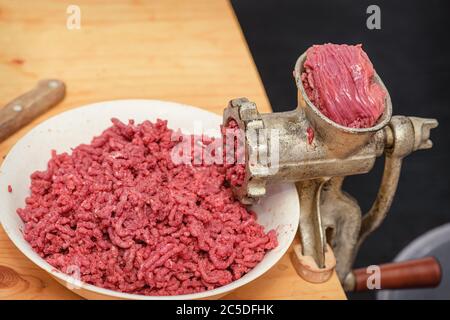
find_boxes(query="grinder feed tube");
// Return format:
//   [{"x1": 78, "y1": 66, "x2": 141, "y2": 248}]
[{"x1": 223, "y1": 43, "x2": 437, "y2": 285}]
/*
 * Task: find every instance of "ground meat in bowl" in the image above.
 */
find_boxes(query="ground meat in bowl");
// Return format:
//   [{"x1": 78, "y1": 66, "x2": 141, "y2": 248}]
[{"x1": 17, "y1": 118, "x2": 277, "y2": 296}]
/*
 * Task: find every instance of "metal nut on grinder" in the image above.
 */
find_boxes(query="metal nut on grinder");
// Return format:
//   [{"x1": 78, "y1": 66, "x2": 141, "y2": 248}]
[
  {"x1": 223, "y1": 98, "x2": 266, "y2": 204},
  {"x1": 222, "y1": 47, "x2": 438, "y2": 286}
]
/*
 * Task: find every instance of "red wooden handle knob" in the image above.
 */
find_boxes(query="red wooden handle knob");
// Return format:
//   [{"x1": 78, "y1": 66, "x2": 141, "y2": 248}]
[{"x1": 353, "y1": 257, "x2": 442, "y2": 292}]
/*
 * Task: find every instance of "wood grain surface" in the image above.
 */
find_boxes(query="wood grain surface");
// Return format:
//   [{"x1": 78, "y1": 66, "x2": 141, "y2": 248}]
[{"x1": 0, "y1": 0, "x2": 346, "y2": 300}]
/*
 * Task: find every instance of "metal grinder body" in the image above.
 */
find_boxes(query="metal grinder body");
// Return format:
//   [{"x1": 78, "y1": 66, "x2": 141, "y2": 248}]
[{"x1": 223, "y1": 52, "x2": 438, "y2": 288}]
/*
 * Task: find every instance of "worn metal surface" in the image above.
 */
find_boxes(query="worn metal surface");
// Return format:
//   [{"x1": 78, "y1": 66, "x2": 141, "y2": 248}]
[{"x1": 223, "y1": 53, "x2": 438, "y2": 286}]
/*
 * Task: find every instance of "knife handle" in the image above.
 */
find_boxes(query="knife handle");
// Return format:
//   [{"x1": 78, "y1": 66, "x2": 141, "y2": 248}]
[
  {"x1": 0, "y1": 79, "x2": 66, "y2": 142},
  {"x1": 352, "y1": 257, "x2": 442, "y2": 292}
]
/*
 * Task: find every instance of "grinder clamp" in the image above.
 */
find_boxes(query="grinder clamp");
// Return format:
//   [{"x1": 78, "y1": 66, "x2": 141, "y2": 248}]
[{"x1": 222, "y1": 52, "x2": 438, "y2": 288}]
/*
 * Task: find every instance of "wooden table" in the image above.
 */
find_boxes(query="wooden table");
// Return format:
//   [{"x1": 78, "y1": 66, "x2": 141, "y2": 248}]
[{"x1": 0, "y1": 0, "x2": 346, "y2": 300}]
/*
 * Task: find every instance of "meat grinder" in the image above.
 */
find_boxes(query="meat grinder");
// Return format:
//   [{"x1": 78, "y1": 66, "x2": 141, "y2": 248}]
[{"x1": 222, "y1": 51, "x2": 438, "y2": 289}]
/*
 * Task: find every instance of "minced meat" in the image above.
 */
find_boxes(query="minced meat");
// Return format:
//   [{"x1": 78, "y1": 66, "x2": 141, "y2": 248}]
[
  {"x1": 223, "y1": 119, "x2": 246, "y2": 187},
  {"x1": 17, "y1": 118, "x2": 277, "y2": 296}
]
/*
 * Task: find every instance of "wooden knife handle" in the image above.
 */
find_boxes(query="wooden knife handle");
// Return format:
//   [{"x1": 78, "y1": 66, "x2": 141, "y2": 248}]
[
  {"x1": 353, "y1": 257, "x2": 442, "y2": 292},
  {"x1": 0, "y1": 79, "x2": 66, "y2": 142}
]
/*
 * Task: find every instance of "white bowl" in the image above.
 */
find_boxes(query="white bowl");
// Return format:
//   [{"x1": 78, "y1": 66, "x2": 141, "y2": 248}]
[{"x1": 0, "y1": 100, "x2": 299, "y2": 300}]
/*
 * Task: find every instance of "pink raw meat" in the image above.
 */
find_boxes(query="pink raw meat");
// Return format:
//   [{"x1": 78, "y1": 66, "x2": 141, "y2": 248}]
[
  {"x1": 223, "y1": 120, "x2": 246, "y2": 187},
  {"x1": 301, "y1": 43, "x2": 386, "y2": 128},
  {"x1": 17, "y1": 118, "x2": 277, "y2": 296}
]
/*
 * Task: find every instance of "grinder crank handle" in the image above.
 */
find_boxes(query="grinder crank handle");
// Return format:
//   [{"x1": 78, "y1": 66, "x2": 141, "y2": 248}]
[
  {"x1": 348, "y1": 257, "x2": 442, "y2": 292},
  {"x1": 341, "y1": 116, "x2": 438, "y2": 289},
  {"x1": 357, "y1": 116, "x2": 438, "y2": 247},
  {"x1": 0, "y1": 79, "x2": 66, "y2": 142}
]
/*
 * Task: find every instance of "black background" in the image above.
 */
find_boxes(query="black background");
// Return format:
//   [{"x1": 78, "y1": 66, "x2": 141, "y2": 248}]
[{"x1": 231, "y1": 0, "x2": 450, "y2": 299}]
